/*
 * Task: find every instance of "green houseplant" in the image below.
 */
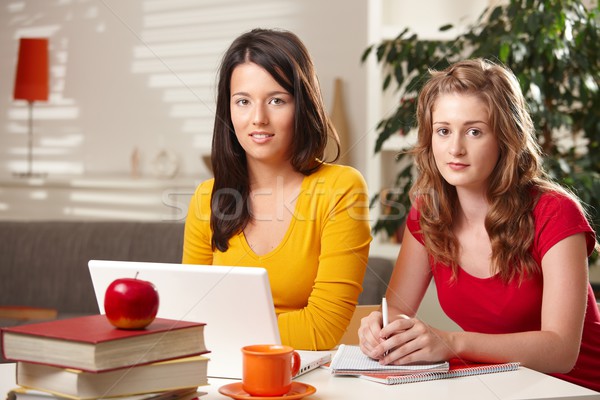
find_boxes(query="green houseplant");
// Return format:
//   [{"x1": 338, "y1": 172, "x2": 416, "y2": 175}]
[{"x1": 364, "y1": 0, "x2": 600, "y2": 245}]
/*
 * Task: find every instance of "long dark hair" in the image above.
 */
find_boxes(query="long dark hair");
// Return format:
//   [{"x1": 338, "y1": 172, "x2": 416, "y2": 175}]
[{"x1": 210, "y1": 28, "x2": 339, "y2": 252}]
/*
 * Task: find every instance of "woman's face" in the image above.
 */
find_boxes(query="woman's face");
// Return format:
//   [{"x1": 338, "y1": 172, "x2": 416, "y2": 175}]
[
  {"x1": 431, "y1": 92, "x2": 499, "y2": 194},
  {"x1": 229, "y1": 62, "x2": 295, "y2": 167}
]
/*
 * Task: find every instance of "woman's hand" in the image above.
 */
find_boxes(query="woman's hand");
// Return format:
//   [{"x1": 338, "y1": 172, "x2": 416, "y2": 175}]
[
  {"x1": 362, "y1": 315, "x2": 454, "y2": 365},
  {"x1": 358, "y1": 311, "x2": 385, "y2": 358}
]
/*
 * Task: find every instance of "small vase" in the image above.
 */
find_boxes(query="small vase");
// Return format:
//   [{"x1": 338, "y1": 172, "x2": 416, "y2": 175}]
[{"x1": 328, "y1": 77, "x2": 351, "y2": 165}]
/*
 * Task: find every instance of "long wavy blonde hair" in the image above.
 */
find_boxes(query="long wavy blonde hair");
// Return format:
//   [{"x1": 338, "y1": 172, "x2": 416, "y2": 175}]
[{"x1": 409, "y1": 58, "x2": 581, "y2": 283}]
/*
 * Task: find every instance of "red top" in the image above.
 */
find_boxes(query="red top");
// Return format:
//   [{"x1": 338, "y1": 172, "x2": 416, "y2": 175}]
[{"x1": 407, "y1": 191, "x2": 600, "y2": 391}]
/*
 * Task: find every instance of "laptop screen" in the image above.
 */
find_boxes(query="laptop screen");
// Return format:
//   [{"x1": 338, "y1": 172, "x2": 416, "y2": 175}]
[{"x1": 88, "y1": 260, "x2": 281, "y2": 379}]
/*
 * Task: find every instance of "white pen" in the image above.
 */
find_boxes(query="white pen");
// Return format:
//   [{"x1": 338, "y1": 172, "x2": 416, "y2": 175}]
[{"x1": 381, "y1": 297, "x2": 388, "y2": 328}]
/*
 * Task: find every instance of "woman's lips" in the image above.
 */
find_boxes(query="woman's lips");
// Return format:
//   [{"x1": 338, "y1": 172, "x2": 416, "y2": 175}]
[
  {"x1": 448, "y1": 162, "x2": 469, "y2": 170},
  {"x1": 249, "y1": 132, "x2": 274, "y2": 143}
]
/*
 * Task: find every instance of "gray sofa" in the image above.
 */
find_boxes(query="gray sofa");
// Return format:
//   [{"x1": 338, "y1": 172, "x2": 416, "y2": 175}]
[
  {"x1": 0, "y1": 221, "x2": 186, "y2": 317},
  {"x1": 0, "y1": 220, "x2": 393, "y2": 362},
  {"x1": 0, "y1": 220, "x2": 392, "y2": 319}
]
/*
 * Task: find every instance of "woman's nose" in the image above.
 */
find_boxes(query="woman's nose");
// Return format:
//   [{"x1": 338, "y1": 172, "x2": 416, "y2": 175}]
[
  {"x1": 252, "y1": 104, "x2": 268, "y2": 126},
  {"x1": 449, "y1": 135, "x2": 465, "y2": 156}
]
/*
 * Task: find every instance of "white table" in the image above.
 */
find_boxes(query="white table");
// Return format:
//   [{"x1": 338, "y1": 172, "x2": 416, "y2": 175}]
[{"x1": 1, "y1": 363, "x2": 598, "y2": 400}]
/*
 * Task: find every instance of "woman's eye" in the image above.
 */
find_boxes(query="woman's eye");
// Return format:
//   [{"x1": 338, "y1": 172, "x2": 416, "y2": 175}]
[
  {"x1": 270, "y1": 98, "x2": 285, "y2": 105},
  {"x1": 236, "y1": 99, "x2": 249, "y2": 106},
  {"x1": 467, "y1": 128, "x2": 482, "y2": 137},
  {"x1": 436, "y1": 128, "x2": 450, "y2": 136}
]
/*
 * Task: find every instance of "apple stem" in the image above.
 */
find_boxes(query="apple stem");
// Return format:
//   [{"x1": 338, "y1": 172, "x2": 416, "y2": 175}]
[{"x1": 134, "y1": 271, "x2": 139, "y2": 279}]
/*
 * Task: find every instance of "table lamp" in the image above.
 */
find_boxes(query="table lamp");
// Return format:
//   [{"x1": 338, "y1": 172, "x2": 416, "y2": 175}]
[{"x1": 13, "y1": 37, "x2": 49, "y2": 178}]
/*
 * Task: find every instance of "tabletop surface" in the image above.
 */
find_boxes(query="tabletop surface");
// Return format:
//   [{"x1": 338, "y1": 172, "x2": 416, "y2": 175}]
[{"x1": 1, "y1": 361, "x2": 599, "y2": 400}]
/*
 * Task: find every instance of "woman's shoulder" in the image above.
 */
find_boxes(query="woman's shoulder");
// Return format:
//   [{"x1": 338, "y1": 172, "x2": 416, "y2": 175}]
[
  {"x1": 534, "y1": 190, "x2": 584, "y2": 216},
  {"x1": 190, "y1": 178, "x2": 215, "y2": 204},
  {"x1": 185, "y1": 178, "x2": 214, "y2": 222},
  {"x1": 195, "y1": 178, "x2": 215, "y2": 192},
  {"x1": 310, "y1": 163, "x2": 367, "y2": 187},
  {"x1": 533, "y1": 189, "x2": 596, "y2": 256}
]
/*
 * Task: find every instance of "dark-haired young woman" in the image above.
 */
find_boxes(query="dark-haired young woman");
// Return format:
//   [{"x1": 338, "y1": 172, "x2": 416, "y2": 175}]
[{"x1": 183, "y1": 28, "x2": 371, "y2": 350}]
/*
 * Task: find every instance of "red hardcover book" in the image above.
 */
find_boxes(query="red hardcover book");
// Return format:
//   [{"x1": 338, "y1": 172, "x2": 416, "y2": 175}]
[{"x1": 1, "y1": 315, "x2": 208, "y2": 372}]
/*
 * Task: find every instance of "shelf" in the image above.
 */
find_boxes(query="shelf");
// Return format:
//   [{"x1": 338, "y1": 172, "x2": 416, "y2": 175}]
[
  {"x1": 0, "y1": 175, "x2": 203, "y2": 190},
  {"x1": 0, "y1": 175, "x2": 205, "y2": 222}
]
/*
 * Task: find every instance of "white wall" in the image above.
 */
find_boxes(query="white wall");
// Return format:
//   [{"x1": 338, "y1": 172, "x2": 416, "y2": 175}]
[{"x1": 0, "y1": 0, "x2": 368, "y2": 182}]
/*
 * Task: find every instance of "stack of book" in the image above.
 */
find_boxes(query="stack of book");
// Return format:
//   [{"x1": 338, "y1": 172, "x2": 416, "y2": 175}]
[{"x1": 1, "y1": 314, "x2": 209, "y2": 399}]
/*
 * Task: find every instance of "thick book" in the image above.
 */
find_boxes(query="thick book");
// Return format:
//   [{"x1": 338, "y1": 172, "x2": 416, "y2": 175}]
[
  {"x1": 330, "y1": 344, "x2": 450, "y2": 376},
  {"x1": 7, "y1": 386, "x2": 204, "y2": 400},
  {"x1": 14, "y1": 356, "x2": 208, "y2": 400},
  {"x1": 1, "y1": 315, "x2": 207, "y2": 372}
]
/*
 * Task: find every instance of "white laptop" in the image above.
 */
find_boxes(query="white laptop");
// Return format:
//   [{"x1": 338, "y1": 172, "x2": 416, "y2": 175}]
[{"x1": 88, "y1": 260, "x2": 330, "y2": 379}]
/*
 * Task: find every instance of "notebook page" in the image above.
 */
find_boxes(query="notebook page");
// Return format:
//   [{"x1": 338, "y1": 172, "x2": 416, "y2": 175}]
[{"x1": 330, "y1": 345, "x2": 449, "y2": 374}]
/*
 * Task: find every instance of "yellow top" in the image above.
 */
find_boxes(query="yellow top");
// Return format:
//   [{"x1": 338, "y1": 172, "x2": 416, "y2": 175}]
[{"x1": 182, "y1": 163, "x2": 371, "y2": 350}]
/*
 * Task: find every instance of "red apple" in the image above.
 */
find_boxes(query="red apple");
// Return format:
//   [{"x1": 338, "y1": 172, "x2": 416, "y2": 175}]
[{"x1": 104, "y1": 277, "x2": 159, "y2": 329}]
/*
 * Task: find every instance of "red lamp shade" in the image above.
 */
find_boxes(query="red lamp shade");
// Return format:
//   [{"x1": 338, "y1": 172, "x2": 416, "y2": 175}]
[{"x1": 13, "y1": 38, "x2": 49, "y2": 102}]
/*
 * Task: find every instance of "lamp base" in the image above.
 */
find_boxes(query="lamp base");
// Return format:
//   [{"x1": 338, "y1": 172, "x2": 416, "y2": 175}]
[{"x1": 12, "y1": 171, "x2": 48, "y2": 179}]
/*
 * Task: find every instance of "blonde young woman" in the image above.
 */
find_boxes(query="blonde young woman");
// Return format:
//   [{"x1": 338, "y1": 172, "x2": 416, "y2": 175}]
[{"x1": 359, "y1": 59, "x2": 599, "y2": 391}]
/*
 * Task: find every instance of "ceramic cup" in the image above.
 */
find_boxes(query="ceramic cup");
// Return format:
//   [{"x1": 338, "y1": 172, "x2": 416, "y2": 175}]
[{"x1": 241, "y1": 344, "x2": 301, "y2": 396}]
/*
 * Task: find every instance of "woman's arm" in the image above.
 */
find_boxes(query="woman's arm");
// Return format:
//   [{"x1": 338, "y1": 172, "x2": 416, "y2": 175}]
[
  {"x1": 359, "y1": 227, "x2": 432, "y2": 356},
  {"x1": 277, "y1": 167, "x2": 371, "y2": 350},
  {"x1": 371, "y1": 233, "x2": 589, "y2": 373},
  {"x1": 386, "y1": 227, "x2": 434, "y2": 317}
]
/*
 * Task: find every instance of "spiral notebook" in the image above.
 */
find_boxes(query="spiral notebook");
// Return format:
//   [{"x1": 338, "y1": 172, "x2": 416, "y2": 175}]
[
  {"x1": 330, "y1": 344, "x2": 450, "y2": 376},
  {"x1": 330, "y1": 345, "x2": 520, "y2": 385}
]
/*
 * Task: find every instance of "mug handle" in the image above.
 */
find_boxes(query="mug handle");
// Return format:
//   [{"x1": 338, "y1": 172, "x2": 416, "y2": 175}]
[{"x1": 290, "y1": 351, "x2": 301, "y2": 377}]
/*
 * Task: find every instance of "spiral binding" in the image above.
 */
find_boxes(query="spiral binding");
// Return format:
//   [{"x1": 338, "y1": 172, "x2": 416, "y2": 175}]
[{"x1": 384, "y1": 362, "x2": 521, "y2": 384}]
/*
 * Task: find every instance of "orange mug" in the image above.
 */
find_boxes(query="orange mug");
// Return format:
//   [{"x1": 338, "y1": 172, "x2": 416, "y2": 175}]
[{"x1": 241, "y1": 344, "x2": 301, "y2": 396}]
